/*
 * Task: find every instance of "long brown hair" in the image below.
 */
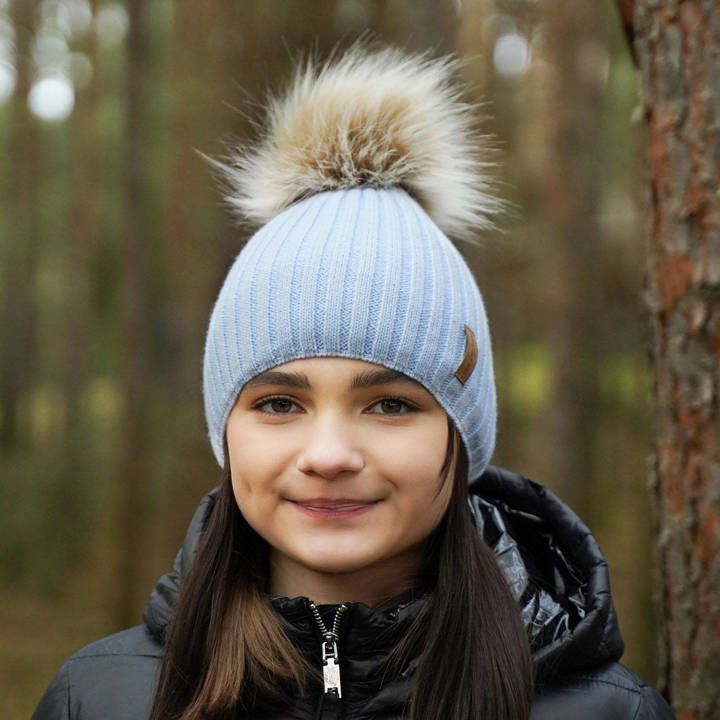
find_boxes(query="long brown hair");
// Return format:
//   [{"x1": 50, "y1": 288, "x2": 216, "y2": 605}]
[{"x1": 149, "y1": 421, "x2": 533, "y2": 720}]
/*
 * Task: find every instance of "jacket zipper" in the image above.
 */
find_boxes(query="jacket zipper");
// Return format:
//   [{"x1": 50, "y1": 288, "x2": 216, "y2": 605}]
[{"x1": 308, "y1": 601, "x2": 349, "y2": 698}]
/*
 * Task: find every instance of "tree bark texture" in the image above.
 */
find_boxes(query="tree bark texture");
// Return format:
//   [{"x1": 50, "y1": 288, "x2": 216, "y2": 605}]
[{"x1": 627, "y1": 2, "x2": 720, "y2": 718}]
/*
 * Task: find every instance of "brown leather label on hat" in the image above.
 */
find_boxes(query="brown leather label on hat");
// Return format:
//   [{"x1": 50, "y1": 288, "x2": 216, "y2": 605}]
[{"x1": 454, "y1": 325, "x2": 478, "y2": 385}]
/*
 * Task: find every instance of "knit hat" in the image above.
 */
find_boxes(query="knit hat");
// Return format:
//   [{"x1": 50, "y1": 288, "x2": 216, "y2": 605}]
[{"x1": 202, "y1": 45, "x2": 499, "y2": 480}]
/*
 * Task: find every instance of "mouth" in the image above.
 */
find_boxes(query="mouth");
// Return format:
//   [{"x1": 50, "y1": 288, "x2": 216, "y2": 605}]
[{"x1": 290, "y1": 498, "x2": 380, "y2": 519}]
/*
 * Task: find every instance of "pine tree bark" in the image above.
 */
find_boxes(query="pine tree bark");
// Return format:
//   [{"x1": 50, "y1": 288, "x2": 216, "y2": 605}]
[{"x1": 619, "y1": 2, "x2": 720, "y2": 717}]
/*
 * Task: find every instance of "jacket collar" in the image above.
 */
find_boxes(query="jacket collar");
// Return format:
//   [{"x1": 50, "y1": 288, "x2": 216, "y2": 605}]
[{"x1": 267, "y1": 594, "x2": 426, "y2": 657}]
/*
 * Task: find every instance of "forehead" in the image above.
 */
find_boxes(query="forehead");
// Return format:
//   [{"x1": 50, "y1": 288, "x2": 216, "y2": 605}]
[{"x1": 242, "y1": 357, "x2": 430, "y2": 394}]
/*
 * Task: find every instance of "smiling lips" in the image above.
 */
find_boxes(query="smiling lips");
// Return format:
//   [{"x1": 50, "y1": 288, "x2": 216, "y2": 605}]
[{"x1": 291, "y1": 498, "x2": 379, "y2": 519}]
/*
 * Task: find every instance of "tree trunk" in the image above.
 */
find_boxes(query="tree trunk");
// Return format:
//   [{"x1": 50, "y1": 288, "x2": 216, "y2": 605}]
[
  {"x1": 538, "y1": 2, "x2": 607, "y2": 513},
  {"x1": 621, "y1": 2, "x2": 720, "y2": 717},
  {"x1": 115, "y1": 0, "x2": 152, "y2": 630},
  {"x1": 53, "y1": 0, "x2": 100, "y2": 569},
  {"x1": 1, "y1": 0, "x2": 39, "y2": 452}
]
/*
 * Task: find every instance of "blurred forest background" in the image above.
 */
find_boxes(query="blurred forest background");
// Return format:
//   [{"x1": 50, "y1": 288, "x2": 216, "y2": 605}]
[{"x1": 1, "y1": 0, "x2": 653, "y2": 716}]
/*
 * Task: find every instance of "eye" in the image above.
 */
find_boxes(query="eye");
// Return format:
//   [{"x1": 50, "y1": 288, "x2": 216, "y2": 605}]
[
  {"x1": 366, "y1": 397, "x2": 419, "y2": 415},
  {"x1": 252, "y1": 396, "x2": 301, "y2": 415}
]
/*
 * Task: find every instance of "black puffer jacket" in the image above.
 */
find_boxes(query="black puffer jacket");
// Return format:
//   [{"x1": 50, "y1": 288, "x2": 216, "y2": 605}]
[{"x1": 32, "y1": 466, "x2": 676, "y2": 720}]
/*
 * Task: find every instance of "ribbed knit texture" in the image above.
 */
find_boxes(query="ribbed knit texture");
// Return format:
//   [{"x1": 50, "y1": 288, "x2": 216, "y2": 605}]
[{"x1": 203, "y1": 186, "x2": 495, "y2": 480}]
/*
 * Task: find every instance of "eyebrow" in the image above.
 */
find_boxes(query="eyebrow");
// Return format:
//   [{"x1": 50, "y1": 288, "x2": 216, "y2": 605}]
[
  {"x1": 243, "y1": 367, "x2": 418, "y2": 392},
  {"x1": 244, "y1": 371, "x2": 311, "y2": 390},
  {"x1": 349, "y1": 368, "x2": 414, "y2": 391}
]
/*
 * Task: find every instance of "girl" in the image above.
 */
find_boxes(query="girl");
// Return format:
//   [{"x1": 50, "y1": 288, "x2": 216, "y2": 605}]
[{"x1": 32, "y1": 45, "x2": 676, "y2": 720}]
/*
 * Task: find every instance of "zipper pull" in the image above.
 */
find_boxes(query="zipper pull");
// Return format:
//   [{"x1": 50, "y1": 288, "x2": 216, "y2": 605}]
[
  {"x1": 321, "y1": 634, "x2": 342, "y2": 698},
  {"x1": 308, "y1": 601, "x2": 349, "y2": 699}
]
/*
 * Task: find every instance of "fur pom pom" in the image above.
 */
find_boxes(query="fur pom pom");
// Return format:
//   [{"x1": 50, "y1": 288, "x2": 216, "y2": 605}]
[{"x1": 205, "y1": 45, "x2": 501, "y2": 239}]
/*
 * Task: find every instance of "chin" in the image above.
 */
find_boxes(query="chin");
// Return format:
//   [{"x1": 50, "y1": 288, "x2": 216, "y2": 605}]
[{"x1": 294, "y1": 549, "x2": 380, "y2": 575}]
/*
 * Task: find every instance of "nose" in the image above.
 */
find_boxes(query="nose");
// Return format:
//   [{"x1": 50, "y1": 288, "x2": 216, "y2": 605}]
[{"x1": 295, "y1": 416, "x2": 365, "y2": 479}]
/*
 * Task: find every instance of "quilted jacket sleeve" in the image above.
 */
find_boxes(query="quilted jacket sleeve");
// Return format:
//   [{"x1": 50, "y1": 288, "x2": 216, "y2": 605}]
[
  {"x1": 637, "y1": 682, "x2": 676, "y2": 720},
  {"x1": 29, "y1": 626, "x2": 161, "y2": 720},
  {"x1": 530, "y1": 663, "x2": 676, "y2": 720},
  {"x1": 31, "y1": 664, "x2": 70, "y2": 720}
]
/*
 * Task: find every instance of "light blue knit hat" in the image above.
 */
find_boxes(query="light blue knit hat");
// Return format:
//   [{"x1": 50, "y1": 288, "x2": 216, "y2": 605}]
[{"x1": 202, "y1": 45, "x2": 500, "y2": 480}]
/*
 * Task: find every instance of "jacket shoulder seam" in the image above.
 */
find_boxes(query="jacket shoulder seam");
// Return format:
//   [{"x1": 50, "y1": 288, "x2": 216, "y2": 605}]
[
  {"x1": 632, "y1": 693, "x2": 642, "y2": 720},
  {"x1": 632, "y1": 682, "x2": 668, "y2": 720},
  {"x1": 557, "y1": 674, "x2": 642, "y2": 695},
  {"x1": 67, "y1": 650, "x2": 161, "y2": 661},
  {"x1": 65, "y1": 662, "x2": 72, "y2": 720}
]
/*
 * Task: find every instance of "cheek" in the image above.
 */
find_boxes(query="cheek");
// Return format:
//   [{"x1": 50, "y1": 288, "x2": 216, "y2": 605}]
[
  {"x1": 378, "y1": 424, "x2": 448, "y2": 484},
  {"x1": 409, "y1": 475, "x2": 452, "y2": 529},
  {"x1": 230, "y1": 460, "x2": 272, "y2": 508},
  {"x1": 227, "y1": 440, "x2": 252, "y2": 498},
  {"x1": 228, "y1": 459, "x2": 283, "y2": 548},
  {"x1": 226, "y1": 430, "x2": 280, "y2": 514},
  {"x1": 390, "y1": 460, "x2": 451, "y2": 535},
  {"x1": 399, "y1": 443, "x2": 453, "y2": 529},
  {"x1": 374, "y1": 423, "x2": 449, "y2": 516},
  {"x1": 230, "y1": 468, "x2": 254, "y2": 511}
]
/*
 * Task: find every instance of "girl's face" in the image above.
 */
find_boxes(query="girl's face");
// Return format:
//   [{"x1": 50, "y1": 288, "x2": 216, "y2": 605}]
[{"x1": 226, "y1": 357, "x2": 453, "y2": 588}]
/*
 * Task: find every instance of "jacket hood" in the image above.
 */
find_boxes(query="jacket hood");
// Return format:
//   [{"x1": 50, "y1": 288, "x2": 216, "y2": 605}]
[
  {"x1": 471, "y1": 466, "x2": 624, "y2": 678},
  {"x1": 142, "y1": 465, "x2": 624, "y2": 680}
]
